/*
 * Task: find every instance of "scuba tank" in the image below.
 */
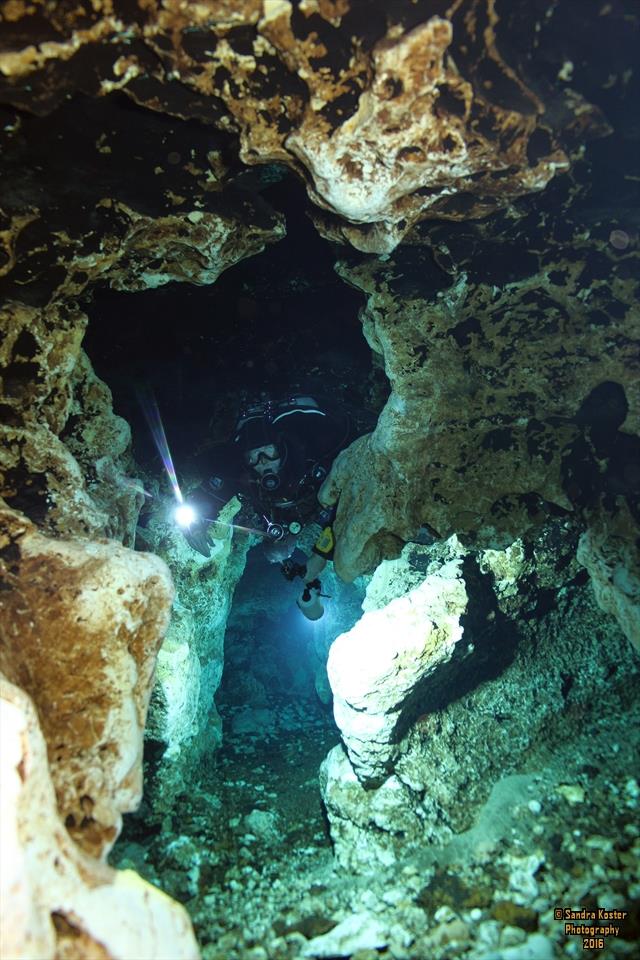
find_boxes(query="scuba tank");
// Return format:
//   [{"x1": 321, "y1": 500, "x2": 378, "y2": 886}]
[{"x1": 296, "y1": 578, "x2": 325, "y2": 621}]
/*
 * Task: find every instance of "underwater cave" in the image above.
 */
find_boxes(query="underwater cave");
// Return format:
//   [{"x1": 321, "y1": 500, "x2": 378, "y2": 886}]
[{"x1": 1, "y1": 3, "x2": 639, "y2": 960}]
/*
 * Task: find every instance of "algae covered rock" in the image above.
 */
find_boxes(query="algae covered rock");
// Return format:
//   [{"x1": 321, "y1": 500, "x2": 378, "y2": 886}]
[
  {"x1": 577, "y1": 505, "x2": 640, "y2": 654},
  {"x1": 321, "y1": 525, "x2": 640, "y2": 869},
  {"x1": 141, "y1": 495, "x2": 251, "y2": 806}
]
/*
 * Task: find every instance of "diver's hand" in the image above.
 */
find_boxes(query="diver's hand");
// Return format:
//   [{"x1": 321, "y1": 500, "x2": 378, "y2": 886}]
[
  {"x1": 182, "y1": 523, "x2": 211, "y2": 558},
  {"x1": 302, "y1": 577, "x2": 322, "y2": 599},
  {"x1": 281, "y1": 559, "x2": 307, "y2": 581}
]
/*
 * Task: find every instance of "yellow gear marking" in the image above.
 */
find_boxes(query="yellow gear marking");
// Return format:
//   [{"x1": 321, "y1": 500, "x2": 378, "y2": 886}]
[{"x1": 315, "y1": 526, "x2": 335, "y2": 556}]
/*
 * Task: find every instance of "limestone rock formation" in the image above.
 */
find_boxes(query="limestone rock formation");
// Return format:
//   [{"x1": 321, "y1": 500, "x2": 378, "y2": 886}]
[
  {"x1": 0, "y1": 230, "x2": 210, "y2": 953},
  {"x1": 322, "y1": 241, "x2": 638, "y2": 583},
  {"x1": 0, "y1": 91, "x2": 286, "y2": 308},
  {"x1": 328, "y1": 539, "x2": 468, "y2": 783},
  {"x1": 321, "y1": 524, "x2": 639, "y2": 870},
  {"x1": 577, "y1": 505, "x2": 640, "y2": 654},
  {"x1": 0, "y1": 2, "x2": 637, "y2": 955},
  {"x1": 0, "y1": 0, "x2": 613, "y2": 255},
  {"x1": 0, "y1": 302, "x2": 145, "y2": 543},
  {"x1": 1, "y1": 0, "x2": 636, "y2": 604},
  {"x1": 141, "y1": 495, "x2": 251, "y2": 807},
  {"x1": 0, "y1": 505, "x2": 175, "y2": 859},
  {"x1": 1, "y1": 674, "x2": 199, "y2": 960}
]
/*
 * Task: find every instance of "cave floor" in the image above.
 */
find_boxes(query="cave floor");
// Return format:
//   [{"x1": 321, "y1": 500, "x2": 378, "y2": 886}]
[
  {"x1": 112, "y1": 695, "x2": 640, "y2": 960},
  {"x1": 114, "y1": 695, "x2": 352, "y2": 957}
]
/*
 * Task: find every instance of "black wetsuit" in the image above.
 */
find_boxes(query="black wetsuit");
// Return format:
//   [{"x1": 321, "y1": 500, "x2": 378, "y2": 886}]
[{"x1": 187, "y1": 396, "x2": 352, "y2": 541}]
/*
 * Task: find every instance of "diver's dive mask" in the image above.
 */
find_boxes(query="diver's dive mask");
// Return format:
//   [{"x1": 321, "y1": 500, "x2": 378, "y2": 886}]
[
  {"x1": 246, "y1": 444, "x2": 280, "y2": 467},
  {"x1": 246, "y1": 444, "x2": 282, "y2": 490}
]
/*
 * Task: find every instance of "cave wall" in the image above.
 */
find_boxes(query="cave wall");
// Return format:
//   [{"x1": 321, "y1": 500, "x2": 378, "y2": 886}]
[
  {"x1": 1, "y1": 672, "x2": 199, "y2": 960},
  {"x1": 0, "y1": 302, "x2": 139, "y2": 539},
  {"x1": 0, "y1": 299, "x2": 204, "y2": 954},
  {"x1": 322, "y1": 239, "x2": 639, "y2": 624},
  {"x1": 0, "y1": 505, "x2": 175, "y2": 859},
  {"x1": 139, "y1": 495, "x2": 252, "y2": 813},
  {"x1": 321, "y1": 527, "x2": 640, "y2": 870},
  {"x1": 1, "y1": 1, "x2": 637, "y2": 599},
  {"x1": 0, "y1": 1, "x2": 638, "y2": 956}
]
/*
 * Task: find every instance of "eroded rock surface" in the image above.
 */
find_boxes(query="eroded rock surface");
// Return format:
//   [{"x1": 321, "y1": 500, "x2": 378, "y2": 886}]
[
  {"x1": 0, "y1": 301, "x2": 145, "y2": 542},
  {"x1": 577, "y1": 505, "x2": 640, "y2": 654},
  {"x1": 0, "y1": 674, "x2": 199, "y2": 960},
  {"x1": 140, "y1": 495, "x2": 251, "y2": 809},
  {"x1": 328, "y1": 539, "x2": 468, "y2": 784},
  {"x1": 0, "y1": 90, "x2": 287, "y2": 307},
  {"x1": 0, "y1": 4, "x2": 637, "y2": 957},
  {"x1": 0, "y1": 0, "x2": 621, "y2": 255},
  {"x1": 322, "y1": 239, "x2": 639, "y2": 583},
  {"x1": 321, "y1": 521, "x2": 639, "y2": 870},
  {"x1": 0, "y1": 505, "x2": 174, "y2": 859},
  {"x1": 1, "y1": 2, "x2": 637, "y2": 607}
]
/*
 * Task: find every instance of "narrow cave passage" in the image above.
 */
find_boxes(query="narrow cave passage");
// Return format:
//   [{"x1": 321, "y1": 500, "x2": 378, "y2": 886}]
[
  {"x1": 82, "y1": 179, "x2": 384, "y2": 951},
  {"x1": 110, "y1": 536, "x2": 370, "y2": 954},
  {"x1": 209, "y1": 536, "x2": 369, "y2": 846}
]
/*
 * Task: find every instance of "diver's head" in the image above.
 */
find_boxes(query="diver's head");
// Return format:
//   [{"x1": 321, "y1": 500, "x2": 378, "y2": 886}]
[
  {"x1": 236, "y1": 403, "x2": 287, "y2": 489},
  {"x1": 245, "y1": 444, "x2": 282, "y2": 488}
]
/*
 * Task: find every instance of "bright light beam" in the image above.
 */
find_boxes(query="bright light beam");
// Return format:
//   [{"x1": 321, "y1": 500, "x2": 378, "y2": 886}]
[
  {"x1": 175, "y1": 504, "x2": 197, "y2": 527},
  {"x1": 137, "y1": 387, "x2": 292, "y2": 539},
  {"x1": 137, "y1": 385, "x2": 184, "y2": 503},
  {"x1": 200, "y1": 515, "x2": 274, "y2": 540}
]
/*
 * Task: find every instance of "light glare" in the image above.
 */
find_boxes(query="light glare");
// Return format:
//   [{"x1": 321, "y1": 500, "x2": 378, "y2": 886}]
[
  {"x1": 137, "y1": 386, "x2": 184, "y2": 504},
  {"x1": 175, "y1": 504, "x2": 197, "y2": 527}
]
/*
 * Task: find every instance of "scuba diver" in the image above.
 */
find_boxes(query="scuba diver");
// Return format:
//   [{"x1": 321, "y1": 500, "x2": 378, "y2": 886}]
[{"x1": 176, "y1": 394, "x2": 358, "y2": 621}]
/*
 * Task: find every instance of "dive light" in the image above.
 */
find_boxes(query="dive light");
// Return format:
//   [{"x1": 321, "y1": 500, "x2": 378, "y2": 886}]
[{"x1": 175, "y1": 503, "x2": 197, "y2": 527}]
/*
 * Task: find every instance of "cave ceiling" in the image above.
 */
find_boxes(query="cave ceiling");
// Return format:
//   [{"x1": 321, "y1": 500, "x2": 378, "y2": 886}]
[
  {"x1": 0, "y1": 0, "x2": 633, "y2": 272},
  {"x1": 0, "y1": 0, "x2": 638, "y2": 573}
]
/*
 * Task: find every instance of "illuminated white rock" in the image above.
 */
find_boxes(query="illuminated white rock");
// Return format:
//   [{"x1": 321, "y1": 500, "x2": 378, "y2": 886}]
[
  {"x1": 327, "y1": 544, "x2": 468, "y2": 784},
  {"x1": 301, "y1": 911, "x2": 388, "y2": 957},
  {"x1": 0, "y1": 676, "x2": 200, "y2": 960},
  {"x1": 319, "y1": 745, "x2": 424, "y2": 869}
]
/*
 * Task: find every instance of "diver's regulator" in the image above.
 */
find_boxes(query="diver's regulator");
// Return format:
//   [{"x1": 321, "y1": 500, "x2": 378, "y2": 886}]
[
  {"x1": 260, "y1": 472, "x2": 280, "y2": 491},
  {"x1": 260, "y1": 461, "x2": 326, "y2": 493}
]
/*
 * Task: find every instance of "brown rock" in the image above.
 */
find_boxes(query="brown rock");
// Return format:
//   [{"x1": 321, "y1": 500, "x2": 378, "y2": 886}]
[
  {"x1": 0, "y1": 302, "x2": 144, "y2": 542},
  {"x1": 0, "y1": 506, "x2": 174, "y2": 859},
  {"x1": 0, "y1": 673, "x2": 199, "y2": 960},
  {"x1": 0, "y1": 1, "x2": 610, "y2": 254},
  {"x1": 322, "y1": 256, "x2": 638, "y2": 580}
]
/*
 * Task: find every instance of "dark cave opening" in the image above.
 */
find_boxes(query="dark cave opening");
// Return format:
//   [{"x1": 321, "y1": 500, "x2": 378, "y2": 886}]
[{"x1": 81, "y1": 173, "x2": 385, "y2": 472}]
